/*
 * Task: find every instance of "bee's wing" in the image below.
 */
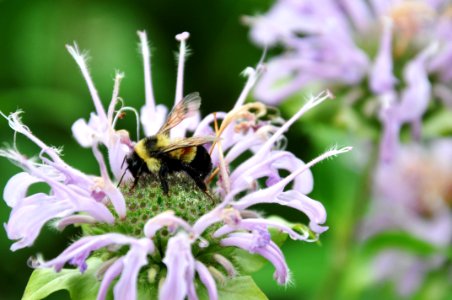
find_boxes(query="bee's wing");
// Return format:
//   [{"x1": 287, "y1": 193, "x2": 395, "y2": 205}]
[
  {"x1": 158, "y1": 136, "x2": 217, "y2": 153},
  {"x1": 158, "y1": 92, "x2": 201, "y2": 134}
]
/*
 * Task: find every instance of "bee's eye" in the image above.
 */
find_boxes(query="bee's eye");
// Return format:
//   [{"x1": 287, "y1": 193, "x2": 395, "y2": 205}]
[{"x1": 145, "y1": 136, "x2": 157, "y2": 150}]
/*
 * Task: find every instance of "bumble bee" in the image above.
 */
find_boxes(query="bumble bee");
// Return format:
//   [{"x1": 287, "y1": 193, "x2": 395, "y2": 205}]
[{"x1": 122, "y1": 92, "x2": 214, "y2": 194}]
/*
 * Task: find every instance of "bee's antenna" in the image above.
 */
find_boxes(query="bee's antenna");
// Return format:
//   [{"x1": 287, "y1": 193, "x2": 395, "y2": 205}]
[
  {"x1": 121, "y1": 155, "x2": 127, "y2": 168},
  {"x1": 207, "y1": 112, "x2": 222, "y2": 184},
  {"x1": 117, "y1": 169, "x2": 128, "y2": 188},
  {"x1": 209, "y1": 112, "x2": 220, "y2": 155},
  {"x1": 117, "y1": 155, "x2": 128, "y2": 188}
]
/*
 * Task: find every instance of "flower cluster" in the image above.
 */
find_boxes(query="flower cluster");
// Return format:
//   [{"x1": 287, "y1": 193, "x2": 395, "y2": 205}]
[
  {"x1": 1, "y1": 31, "x2": 350, "y2": 299},
  {"x1": 363, "y1": 139, "x2": 452, "y2": 295},
  {"x1": 246, "y1": 0, "x2": 452, "y2": 160},
  {"x1": 246, "y1": 1, "x2": 452, "y2": 296}
]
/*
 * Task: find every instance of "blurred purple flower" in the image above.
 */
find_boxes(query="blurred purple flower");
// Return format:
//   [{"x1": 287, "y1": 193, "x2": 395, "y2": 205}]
[
  {"x1": 1, "y1": 31, "x2": 351, "y2": 299},
  {"x1": 363, "y1": 139, "x2": 452, "y2": 295},
  {"x1": 247, "y1": 0, "x2": 452, "y2": 161}
]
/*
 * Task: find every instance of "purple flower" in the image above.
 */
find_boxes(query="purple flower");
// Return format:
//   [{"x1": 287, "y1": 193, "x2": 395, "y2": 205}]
[
  {"x1": 362, "y1": 139, "x2": 452, "y2": 295},
  {"x1": 0, "y1": 112, "x2": 124, "y2": 251},
  {"x1": 1, "y1": 31, "x2": 351, "y2": 299},
  {"x1": 247, "y1": 0, "x2": 452, "y2": 161}
]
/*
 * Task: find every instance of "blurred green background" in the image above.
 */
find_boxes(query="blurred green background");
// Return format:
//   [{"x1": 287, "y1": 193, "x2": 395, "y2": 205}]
[{"x1": 0, "y1": 1, "x2": 450, "y2": 300}]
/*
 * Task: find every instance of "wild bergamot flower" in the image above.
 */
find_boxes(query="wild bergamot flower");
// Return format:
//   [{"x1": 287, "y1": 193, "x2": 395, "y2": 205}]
[
  {"x1": 362, "y1": 139, "x2": 452, "y2": 296},
  {"x1": 1, "y1": 31, "x2": 351, "y2": 299},
  {"x1": 246, "y1": 0, "x2": 452, "y2": 161}
]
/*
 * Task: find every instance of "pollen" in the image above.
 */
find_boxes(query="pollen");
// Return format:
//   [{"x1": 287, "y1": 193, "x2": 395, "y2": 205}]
[
  {"x1": 402, "y1": 156, "x2": 452, "y2": 218},
  {"x1": 389, "y1": 0, "x2": 435, "y2": 54},
  {"x1": 91, "y1": 177, "x2": 106, "y2": 192},
  {"x1": 389, "y1": 1, "x2": 435, "y2": 35}
]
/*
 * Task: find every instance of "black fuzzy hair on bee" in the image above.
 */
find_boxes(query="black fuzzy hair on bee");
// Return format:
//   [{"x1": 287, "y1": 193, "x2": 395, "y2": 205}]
[{"x1": 119, "y1": 92, "x2": 214, "y2": 195}]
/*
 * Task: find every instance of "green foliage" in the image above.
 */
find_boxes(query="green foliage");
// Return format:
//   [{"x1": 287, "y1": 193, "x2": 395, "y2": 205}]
[
  {"x1": 199, "y1": 276, "x2": 268, "y2": 300},
  {"x1": 424, "y1": 109, "x2": 452, "y2": 137},
  {"x1": 363, "y1": 230, "x2": 452, "y2": 259},
  {"x1": 23, "y1": 258, "x2": 102, "y2": 300}
]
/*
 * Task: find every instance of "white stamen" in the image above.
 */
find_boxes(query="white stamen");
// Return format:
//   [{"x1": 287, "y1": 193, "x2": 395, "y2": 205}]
[
  {"x1": 138, "y1": 31, "x2": 156, "y2": 111},
  {"x1": 174, "y1": 32, "x2": 190, "y2": 104},
  {"x1": 234, "y1": 64, "x2": 265, "y2": 109},
  {"x1": 2, "y1": 111, "x2": 63, "y2": 163},
  {"x1": 276, "y1": 146, "x2": 353, "y2": 189},
  {"x1": 107, "y1": 71, "x2": 125, "y2": 123},
  {"x1": 66, "y1": 43, "x2": 107, "y2": 122},
  {"x1": 112, "y1": 106, "x2": 141, "y2": 141},
  {"x1": 258, "y1": 90, "x2": 334, "y2": 155},
  {"x1": 234, "y1": 47, "x2": 267, "y2": 109}
]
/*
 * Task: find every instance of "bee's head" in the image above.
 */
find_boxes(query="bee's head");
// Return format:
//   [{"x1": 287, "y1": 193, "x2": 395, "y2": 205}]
[
  {"x1": 125, "y1": 151, "x2": 144, "y2": 177},
  {"x1": 144, "y1": 136, "x2": 159, "y2": 153}
]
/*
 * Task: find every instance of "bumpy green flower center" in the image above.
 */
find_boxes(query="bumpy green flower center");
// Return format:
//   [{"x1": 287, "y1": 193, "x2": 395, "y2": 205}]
[
  {"x1": 88, "y1": 173, "x2": 219, "y2": 238},
  {"x1": 82, "y1": 173, "x2": 225, "y2": 287}
]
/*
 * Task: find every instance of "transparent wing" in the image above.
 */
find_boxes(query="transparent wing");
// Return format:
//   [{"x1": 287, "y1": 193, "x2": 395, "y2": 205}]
[
  {"x1": 158, "y1": 92, "x2": 201, "y2": 134},
  {"x1": 157, "y1": 136, "x2": 217, "y2": 153}
]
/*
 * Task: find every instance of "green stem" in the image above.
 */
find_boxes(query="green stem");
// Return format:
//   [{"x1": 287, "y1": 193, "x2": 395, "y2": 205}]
[{"x1": 315, "y1": 144, "x2": 379, "y2": 300}]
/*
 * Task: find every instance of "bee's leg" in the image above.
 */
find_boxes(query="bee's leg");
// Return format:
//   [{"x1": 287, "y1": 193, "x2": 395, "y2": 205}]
[
  {"x1": 159, "y1": 164, "x2": 170, "y2": 195},
  {"x1": 130, "y1": 164, "x2": 144, "y2": 191},
  {"x1": 193, "y1": 176, "x2": 208, "y2": 192},
  {"x1": 193, "y1": 176, "x2": 216, "y2": 202},
  {"x1": 131, "y1": 175, "x2": 140, "y2": 190},
  {"x1": 184, "y1": 167, "x2": 212, "y2": 197}
]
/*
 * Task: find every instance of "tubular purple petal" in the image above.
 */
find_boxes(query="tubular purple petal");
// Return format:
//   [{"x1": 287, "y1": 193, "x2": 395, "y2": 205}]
[
  {"x1": 370, "y1": 17, "x2": 397, "y2": 93},
  {"x1": 38, "y1": 234, "x2": 153, "y2": 272},
  {"x1": 7, "y1": 193, "x2": 73, "y2": 251},
  {"x1": 214, "y1": 217, "x2": 310, "y2": 241},
  {"x1": 143, "y1": 211, "x2": 193, "y2": 238},
  {"x1": 114, "y1": 239, "x2": 153, "y2": 300},
  {"x1": 66, "y1": 44, "x2": 108, "y2": 122},
  {"x1": 92, "y1": 145, "x2": 126, "y2": 218},
  {"x1": 339, "y1": 0, "x2": 372, "y2": 32},
  {"x1": 195, "y1": 261, "x2": 218, "y2": 300},
  {"x1": 230, "y1": 150, "x2": 314, "y2": 195},
  {"x1": 221, "y1": 233, "x2": 289, "y2": 285},
  {"x1": 56, "y1": 215, "x2": 98, "y2": 230},
  {"x1": 233, "y1": 188, "x2": 328, "y2": 235},
  {"x1": 97, "y1": 258, "x2": 124, "y2": 300},
  {"x1": 398, "y1": 44, "x2": 437, "y2": 123},
  {"x1": 159, "y1": 233, "x2": 195, "y2": 300},
  {"x1": 3, "y1": 172, "x2": 42, "y2": 207},
  {"x1": 213, "y1": 254, "x2": 237, "y2": 277}
]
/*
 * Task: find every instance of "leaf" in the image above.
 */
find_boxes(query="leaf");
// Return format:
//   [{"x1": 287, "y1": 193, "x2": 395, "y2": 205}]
[
  {"x1": 22, "y1": 258, "x2": 103, "y2": 300},
  {"x1": 362, "y1": 231, "x2": 451, "y2": 259},
  {"x1": 424, "y1": 109, "x2": 452, "y2": 137},
  {"x1": 229, "y1": 248, "x2": 267, "y2": 274},
  {"x1": 199, "y1": 276, "x2": 268, "y2": 300}
]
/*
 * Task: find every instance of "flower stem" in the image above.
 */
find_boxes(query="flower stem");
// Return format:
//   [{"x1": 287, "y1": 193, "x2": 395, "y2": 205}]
[{"x1": 315, "y1": 143, "x2": 379, "y2": 300}]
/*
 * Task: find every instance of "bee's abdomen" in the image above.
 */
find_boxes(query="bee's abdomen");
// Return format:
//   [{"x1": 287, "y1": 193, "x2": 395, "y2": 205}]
[
  {"x1": 168, "y1": 146, "x2": 196, "y2": 162},
  {"x1": 190, "y1": 146, "x2": 212, "y2": 179}
]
